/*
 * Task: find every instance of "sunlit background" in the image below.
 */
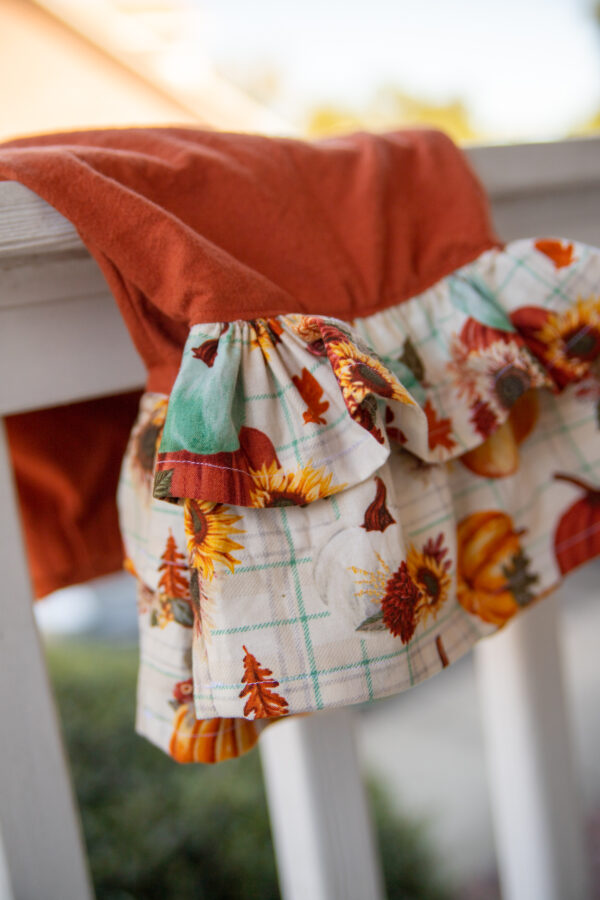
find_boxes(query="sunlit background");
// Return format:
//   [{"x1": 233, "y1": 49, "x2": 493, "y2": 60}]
[
  {"x1": 2, "y1": 0, "x2": 600, "y2": 142},
  {"x1": 3, "y1": 1, "x2": 600, "y2": 898}
]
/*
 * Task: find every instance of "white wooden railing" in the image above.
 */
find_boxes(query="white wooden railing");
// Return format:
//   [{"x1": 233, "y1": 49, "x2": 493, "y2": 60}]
[{"x1": 1, "y1": 136, "x2": 599, "y2": 900}]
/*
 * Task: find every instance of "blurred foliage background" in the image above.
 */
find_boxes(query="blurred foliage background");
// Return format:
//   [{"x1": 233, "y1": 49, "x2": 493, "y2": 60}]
[{"x1": 48, "y1": 640, "x2": 452, "y2": 900}]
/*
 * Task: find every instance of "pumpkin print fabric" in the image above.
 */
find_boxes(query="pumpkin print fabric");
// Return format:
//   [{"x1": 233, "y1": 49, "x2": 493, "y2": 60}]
[{"x1": 118, "y1": 237, "x2": 600, "y2": 763}]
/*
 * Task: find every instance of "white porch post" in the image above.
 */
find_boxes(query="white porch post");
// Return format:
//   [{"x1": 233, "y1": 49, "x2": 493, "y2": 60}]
[
  {"x1": 0, "y1": 421, "x2": 94, "y2": 900},
  {"x1": 475, "y1": 593, "x2": 591, "y2": 900},
  {"x1": 260, "y1": 707, "x2": 386, "y2": 900}
]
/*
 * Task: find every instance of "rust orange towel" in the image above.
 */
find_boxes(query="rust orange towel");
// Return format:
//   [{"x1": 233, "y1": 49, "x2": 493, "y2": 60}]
[{"x1": 0, "y1": 126, "x2": 498, "y2": 597}]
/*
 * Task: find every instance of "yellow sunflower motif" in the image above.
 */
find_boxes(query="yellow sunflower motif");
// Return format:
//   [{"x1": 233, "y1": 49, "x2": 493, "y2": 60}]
[
  {"x1": 535, "y1": 297, "x2": 600, "y2": 378},
  {"x1": 406, "y1": 543, "x2": 451, "y2": 623},
  {"x1": 249, "y1": 320, "x2": 280, "y2": 361},
  {"x1": 183, "y1": 500, "x2": 245, "y2": 581},
  {"x1": 351, "y1": 534, "x2": 452, "y2": 636},
  {"x1": 249, "y1": 460, "x2": 346, "y2": 507},
  {"x1": 327, "y1": 339, "x2": 416, "y2": 413},
  {"x1": 350, "y1": 552, "x2": 391, "y2": 603}
]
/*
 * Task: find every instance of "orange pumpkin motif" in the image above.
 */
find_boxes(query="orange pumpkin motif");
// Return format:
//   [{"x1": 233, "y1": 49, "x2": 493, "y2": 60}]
[
  {"x1": 169, "y1": 706, "x2": 260, "y2": 764},
  {"x1": 457, "y1": 511, "x2": 538, "y2": 626},
  {"x1": 459, "y1": 317, "x2": 515, "y2": 352},
  {"x1": 460, "y1": 391, "x2": 539, "y2": 478},
  {"x1": 553, "y1": 473, "x2": 600, "y2": 575}
]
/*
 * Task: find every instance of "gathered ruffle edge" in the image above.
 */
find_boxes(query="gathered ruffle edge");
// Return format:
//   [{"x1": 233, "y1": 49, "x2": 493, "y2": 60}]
[{"x1": 152, "y1": 237, "x2": 600, "y2": 508}]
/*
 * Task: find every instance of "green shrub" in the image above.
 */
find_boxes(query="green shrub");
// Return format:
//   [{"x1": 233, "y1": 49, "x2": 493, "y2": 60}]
[{"x1": 47, "y1": 641, "x2": 451, "y2": 900}]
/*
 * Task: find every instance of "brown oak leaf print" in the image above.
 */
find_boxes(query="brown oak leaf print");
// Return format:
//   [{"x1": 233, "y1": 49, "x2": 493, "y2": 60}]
[
  {"x1": 534, "y1": 239, "x2": 575, "y2": 269},
  {"x1": 292, "y1": 367, "x2": 329, "y2": 425},
  {"x1": 239, "y1": 646, "x2": 289, "y2": 718},
  {"x1": 424, "y1": 398, "x2": 457, "y2": 451},
  {"x1": 158, "y1": 530, "x2": 190, "y2": 601}
]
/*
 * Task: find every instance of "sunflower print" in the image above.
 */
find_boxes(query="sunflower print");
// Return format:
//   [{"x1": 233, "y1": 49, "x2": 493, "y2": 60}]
[
  {"x1": 352, "y1": 554, "x2": 421, "y2": 643},
  {"x1": 189, "y1": 569, "x2": 216, "y2": 654},
  {"x1": 249, "y1": 319, "x2": 283, "y2": 361},
  {"x1": 130, "y1": 396, "x2": 168, "y2": 494},
  {"x1": 352, "y1": 534, "x2": 452, "y2": 641},
  {"x1": 327, "y1": 338, "x2": 416, "y2": 412},
  {"x1": 448, "y1": 337, "x2": 549, "y2": 418},
  {"x1": 249, "y1": 460, "x2": 346, "y2": 507},
  {"x1": 535, "y1": 296, "x2": 600, "y2": 379},
  {"x1": 406, "y1": 535, "x2": 452, "y2": 623},
  {"x1": 183, "y1": 500, "x2": 245, "y2": 581}
]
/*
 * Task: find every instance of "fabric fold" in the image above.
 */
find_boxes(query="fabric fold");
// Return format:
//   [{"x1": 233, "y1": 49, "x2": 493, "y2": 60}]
[
  {"x1": 118, "y1": 234, "x2": 600, "y2": 763},
  {"x1": 5, "y1": 122, "x2": 600, "y2": 767},
  {"x1": 152, "y1": 237, "x2": 600, "y2": 509}
]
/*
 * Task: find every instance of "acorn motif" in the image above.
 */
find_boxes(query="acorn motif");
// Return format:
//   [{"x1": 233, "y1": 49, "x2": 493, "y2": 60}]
[
  {"x1": 460, "y1": 391, "x2": 539, "y2": 478},
  {"x1": 361, "y1": 477, "x2": 396, "y2": 532},
  {"x1": 192, "y1": 338, "x2": 220, "y2": 367}
]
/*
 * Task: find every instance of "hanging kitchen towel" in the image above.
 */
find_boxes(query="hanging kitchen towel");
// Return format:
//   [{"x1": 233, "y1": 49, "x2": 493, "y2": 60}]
[{"x1": 1, "y1": 126, "x2": 598, "y2": 763}]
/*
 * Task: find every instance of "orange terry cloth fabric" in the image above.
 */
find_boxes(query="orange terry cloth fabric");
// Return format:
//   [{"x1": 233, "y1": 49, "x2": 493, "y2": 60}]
[{"x1": 0, "y1": 126, "x2": 498, "y2": 598}]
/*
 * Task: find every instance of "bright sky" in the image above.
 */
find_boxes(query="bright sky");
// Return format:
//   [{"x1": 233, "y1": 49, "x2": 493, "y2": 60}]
[{"x1": 197, "y1": 0, "x2": 600, "y2": 140}]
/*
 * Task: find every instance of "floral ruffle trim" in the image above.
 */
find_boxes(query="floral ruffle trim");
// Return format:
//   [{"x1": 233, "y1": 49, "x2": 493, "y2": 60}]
[{"x1": 152, "y1": 237, "x2": 600, "y2": 507}]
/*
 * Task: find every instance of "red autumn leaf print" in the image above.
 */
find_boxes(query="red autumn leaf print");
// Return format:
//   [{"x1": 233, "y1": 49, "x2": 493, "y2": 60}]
[
  {"x1": 192, "y1": 338, "x2": 220, "y2": 367},
  {"x1": 380, "y1": 561, "x2": 422, "y2": 643},
  {"x1": 158, "y1": 530, "x2": 190, "y2": 600},
  {"x1": 292, "y1": 367, "x2": 329, "y2": 425},
  {"x1": 424, "y1": 399, "x2": 457, "y2": 451},
  {"x1": 535, "y1": 239, "x2": 576, "y2": 269},
  {"x1": 553, "y1": 472, "x2": 600, "y2": 574},
  {"x1": 239, "y1": 646, "x2": 289, "y2": 718},
  {"x1": 361, "y1": 476, "x2": 396, "y2": 532}
]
